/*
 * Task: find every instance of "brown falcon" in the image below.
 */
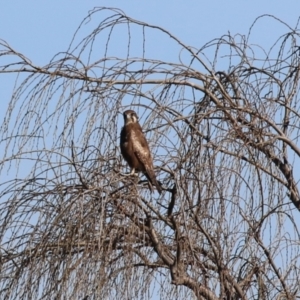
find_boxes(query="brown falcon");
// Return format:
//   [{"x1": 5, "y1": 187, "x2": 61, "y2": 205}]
[{"x1": 120, "y1": 110, "x2": 162, "y2": 194}]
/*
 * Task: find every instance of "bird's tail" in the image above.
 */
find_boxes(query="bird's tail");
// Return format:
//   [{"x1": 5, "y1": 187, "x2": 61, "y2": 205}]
[{"x1": 144, "y1": 171, "x2": 162, "y2": 194}]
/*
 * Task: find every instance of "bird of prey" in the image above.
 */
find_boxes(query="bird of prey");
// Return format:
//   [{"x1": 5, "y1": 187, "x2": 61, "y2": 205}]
[{"x1": 120, "y1": 110, "x2": 162, "y2": 194}]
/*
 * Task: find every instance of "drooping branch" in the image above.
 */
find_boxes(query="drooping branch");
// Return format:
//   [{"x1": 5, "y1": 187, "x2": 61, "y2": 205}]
[{"x1": 0, "y1": 8, "x2": 300, "y2": 300}]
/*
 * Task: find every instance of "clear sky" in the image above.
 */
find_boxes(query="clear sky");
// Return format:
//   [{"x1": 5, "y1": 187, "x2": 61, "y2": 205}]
[
  {"x1": 0, "y1": 1, "x2": 300, "y2": 114},
  {"x1": 0, "y1": 2, "x2": 299, "y2": 62},
  {"x1": 0, "y1": 1, "x2": 298, "y2": 145}
]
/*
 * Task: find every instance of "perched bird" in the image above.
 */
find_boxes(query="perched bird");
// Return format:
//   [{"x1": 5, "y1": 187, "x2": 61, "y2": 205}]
[{"x1": 120, "y1": 110, "x2": 162, "y2": 194}]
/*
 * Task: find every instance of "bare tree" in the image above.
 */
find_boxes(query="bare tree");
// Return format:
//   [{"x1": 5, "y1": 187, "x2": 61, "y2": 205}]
[{"x1": 0, "y1": 8, "x2": 300, "y2": 299}]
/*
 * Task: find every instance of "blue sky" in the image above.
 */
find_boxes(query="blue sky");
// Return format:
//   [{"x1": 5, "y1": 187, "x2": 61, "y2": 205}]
[
  {"x1": 0, "y1": 2, "x2": 299, "y2": 62},
  {"x1": 0, "y1": 1, "x2": 300, "y2": 114}
]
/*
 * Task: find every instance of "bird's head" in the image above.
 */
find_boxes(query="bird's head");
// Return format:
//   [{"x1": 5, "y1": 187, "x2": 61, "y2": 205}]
[{"x1": 123, "y1": 110, "x2": 139, "y2": 125}]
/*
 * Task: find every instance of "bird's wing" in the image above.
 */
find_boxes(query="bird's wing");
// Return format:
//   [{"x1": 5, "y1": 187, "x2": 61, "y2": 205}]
[
  {"x1": 131, "y1": 129, "x2": 152, "y2": 169},
  {"x1": 131, "y1": 128, "x2": 162, "y2": 194}
]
